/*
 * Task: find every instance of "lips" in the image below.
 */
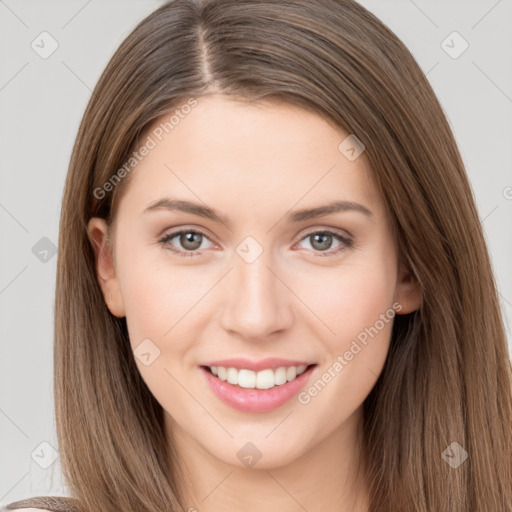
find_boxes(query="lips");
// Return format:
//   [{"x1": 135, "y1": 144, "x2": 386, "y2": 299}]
[{"x1": 199, "y1": 357, "x2": 318, "y2": 413}]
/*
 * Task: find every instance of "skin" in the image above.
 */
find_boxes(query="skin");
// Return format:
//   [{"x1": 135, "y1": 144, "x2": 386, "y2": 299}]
[{"x1": 88, "y1": 95, "x2": 420, "y2": 511}]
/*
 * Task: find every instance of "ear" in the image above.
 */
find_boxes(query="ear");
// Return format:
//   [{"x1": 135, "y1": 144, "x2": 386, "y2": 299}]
[
  {"x1": 87, "y1": 217, "x2": 126, "y2": 318},
  {"x1": 394, "y1": 261, "x2": 421, "y2": 314}
]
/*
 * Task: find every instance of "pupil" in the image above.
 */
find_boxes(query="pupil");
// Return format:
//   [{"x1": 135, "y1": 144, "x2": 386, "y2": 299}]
[
  {"x1": 182, "y1": 232, "x2": 202, "y2": 250},
  {"x1": 312, "y1": 233, "x2": 331, "y2": 251}
]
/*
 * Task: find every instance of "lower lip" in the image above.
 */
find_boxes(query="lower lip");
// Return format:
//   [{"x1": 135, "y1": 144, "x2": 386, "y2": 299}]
[{"x1": 199, "y1": 365, "x2": 316, "y2": 413}]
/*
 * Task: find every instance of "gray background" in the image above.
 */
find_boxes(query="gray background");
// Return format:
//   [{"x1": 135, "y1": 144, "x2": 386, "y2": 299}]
[{"x1": 1, "y1": 0, "x2": 511, "y2": 505}]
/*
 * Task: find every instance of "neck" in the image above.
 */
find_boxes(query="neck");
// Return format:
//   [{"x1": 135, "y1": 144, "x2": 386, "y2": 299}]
[{"x1": 166, "y1": 406, "x2": 369, "y2": 512}]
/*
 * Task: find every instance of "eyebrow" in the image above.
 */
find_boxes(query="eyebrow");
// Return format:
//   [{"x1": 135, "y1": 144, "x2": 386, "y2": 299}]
[{"x1": 143, "y1": 197, "x2": 373, "y2": 226}]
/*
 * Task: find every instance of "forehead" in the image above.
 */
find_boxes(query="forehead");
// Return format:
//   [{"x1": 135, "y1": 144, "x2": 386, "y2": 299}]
[{"x1": 116, "y1": 95, "x2": 383, "y2": 220}]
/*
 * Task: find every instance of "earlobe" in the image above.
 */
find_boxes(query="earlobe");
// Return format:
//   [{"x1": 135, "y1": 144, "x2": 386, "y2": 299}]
[
  {"x1": 395, "y1": 263, "x2": 421, "y2": 315},
  {"x1": 87, "y1": 217, "x2": 126, "y2": 318}
]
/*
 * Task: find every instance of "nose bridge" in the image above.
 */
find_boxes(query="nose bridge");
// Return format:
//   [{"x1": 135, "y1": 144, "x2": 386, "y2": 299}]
[{"x1": 219, "y1": 240, "x2": 292, "y2": 338}]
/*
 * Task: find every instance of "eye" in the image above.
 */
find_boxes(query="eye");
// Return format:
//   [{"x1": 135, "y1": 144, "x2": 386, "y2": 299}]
[
  {"x1": 158, "y1": 229, "x2": 214, "y2": 258},
  {"x1": 295, "y1": 230, "x2": 353, "y2": 256},
  {"x1": 158, "y1": 228, "x2": 353, "y2": 259}
]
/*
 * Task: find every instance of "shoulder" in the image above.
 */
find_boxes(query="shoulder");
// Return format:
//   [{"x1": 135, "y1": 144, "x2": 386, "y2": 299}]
[
  {"x1": 1, "y1": 496, "x2": 82, "y2": 512},
  {"x1": 1, "y1": 506, "x2": 43, "y2": 511},
  {"x1": 7, "y1": 509, "x2": 53, "y2": 512}
]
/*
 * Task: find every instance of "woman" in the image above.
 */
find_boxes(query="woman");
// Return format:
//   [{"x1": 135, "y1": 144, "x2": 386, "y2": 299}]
[{"x1": 4, "y1": 0, "x2": 511, "y2": 510}]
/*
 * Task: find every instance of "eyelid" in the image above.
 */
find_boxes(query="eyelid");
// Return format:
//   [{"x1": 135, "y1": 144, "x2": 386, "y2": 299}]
[
  {"x1": 158, "y1": 225, "x2": 353, "y2": 257},
  {"x1": 292, "y1": 227, "x2": 353, "y2": 256},
  {"x1": 159, "y1": 225, "x2": 218, "y2": 245},
  {"x1": 294, "y1": 224, "x2": 353, "y2": 241},
  {"x1": 158, "y1": 226, "x2": 217, "y2": 253},
  {"x1": 159, "y1": 225, "x2": 351, "y2": 243}
]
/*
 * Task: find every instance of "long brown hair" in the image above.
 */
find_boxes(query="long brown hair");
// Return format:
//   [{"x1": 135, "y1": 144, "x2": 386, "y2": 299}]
[{"x1": 51, "y1": 0, "x2": 512, "y2": 510}]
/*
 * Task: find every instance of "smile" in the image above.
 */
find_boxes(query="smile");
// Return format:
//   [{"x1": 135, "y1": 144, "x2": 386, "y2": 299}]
[
  {"x1": 206, "y1": 364, "x2": 309, "y2": 389},
  {"x1": 199, "y1": 359, "x2": 317, "y2": 413}
]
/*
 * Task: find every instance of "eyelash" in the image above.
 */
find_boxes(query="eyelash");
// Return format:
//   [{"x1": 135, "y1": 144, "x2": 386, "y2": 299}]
[{"x1": 158, "y1": 228, "x2": 353, "y2": 258}]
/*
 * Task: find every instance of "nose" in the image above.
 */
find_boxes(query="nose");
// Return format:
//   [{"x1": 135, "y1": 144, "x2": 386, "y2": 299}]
[{"x1": 219, "y1": 246, "x2": 294, "y2": 340}]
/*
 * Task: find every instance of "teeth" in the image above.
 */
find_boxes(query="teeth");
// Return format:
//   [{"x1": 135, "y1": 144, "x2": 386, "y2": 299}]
[
  {"x1": 238, "y1": 369, "x2": 256, "y2": 388},
  {"x1": 226, "y1": 367, "x2": 238, "y2": 385},
  {"x1": 286, "y1": 366, "x2": 297, "y2": 381},
  {"x1": 208, "y1": 364, "x2": 309, "y2": 389}
]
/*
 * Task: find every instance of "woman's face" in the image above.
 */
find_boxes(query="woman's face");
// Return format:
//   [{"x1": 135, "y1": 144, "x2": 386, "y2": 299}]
[{"x1": 89, "y1": 95, "x2": 419, "y2": 470}]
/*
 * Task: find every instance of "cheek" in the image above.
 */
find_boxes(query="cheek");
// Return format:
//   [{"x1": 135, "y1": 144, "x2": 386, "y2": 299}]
[
  {"x1": 301, "y1": 244, "x2": 398, "y2": 407},
  {"x1": 115, "y1": 242, "x2": 202, "y2": 351},
  {"x1": 115, "y1": 250, "x2": 205, "y2": 409},
  {"x1": 295, "y1": 246, "x2": 397, "y2": 349},
  {"x1": 337, "y1": 265, "x2": 396, "y2": 338},
  {"x1": 294, "y1": 266, "x2": 397, "y2": 428},
  {"x1": 116, "y1": 244, "x2": 224, "y2": 398}
]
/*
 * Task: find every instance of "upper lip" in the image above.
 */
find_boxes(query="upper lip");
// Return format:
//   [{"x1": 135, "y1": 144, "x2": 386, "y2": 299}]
[{"x1": 200, "y1": 357, "x2": 315, "y2": 372}]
